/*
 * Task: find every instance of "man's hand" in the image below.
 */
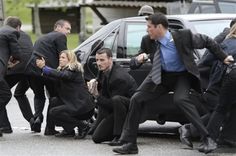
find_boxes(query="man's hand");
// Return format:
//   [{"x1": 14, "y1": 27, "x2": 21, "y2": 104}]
[
  {"x1": 136, "y1": 53, "x2": 149, "y2": 63},
  {"x1": 8, "y1": 60, "x2": 20, "y2": 69},
  {"x1": 224, "y1": 55, "x2": 234, "y2": 65},
  {"x1": 7, "y1": 56, "x2": 20, "y2": 69},
  {"x1": 36, "y1": 57, "x2": 46, "y2": 69},
  {"x1": 87, "y1": 79, "x2": 99, "y2": 97}
]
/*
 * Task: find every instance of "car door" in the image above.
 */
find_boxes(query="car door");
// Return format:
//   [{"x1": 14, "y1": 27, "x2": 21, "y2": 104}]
[
  {"x1": 79, "y1": 22, "x2": 120, "y2": 81},
  {"x1": 115, "y1": 21, "x2": 151, "y2": 86}
]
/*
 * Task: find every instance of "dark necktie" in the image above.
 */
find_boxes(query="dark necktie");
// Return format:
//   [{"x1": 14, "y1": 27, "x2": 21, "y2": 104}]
[{"x1": 151, "y1": 42, "x2": 161, "y2": 85}]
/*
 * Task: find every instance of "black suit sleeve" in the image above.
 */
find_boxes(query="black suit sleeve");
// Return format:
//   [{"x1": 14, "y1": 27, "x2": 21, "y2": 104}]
[
  {"x1": 9, "y1": 31, "x2": 21, "y2": 60},
  {"x1": 191, "y1": 32, "x2": 227, "y2": 62}
]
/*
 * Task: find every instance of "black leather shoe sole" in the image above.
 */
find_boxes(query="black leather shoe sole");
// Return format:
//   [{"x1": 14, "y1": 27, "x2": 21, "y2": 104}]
[
  {"x1": 113, "y1": 148, "x2": 138, "y2": 154},
  {"x1": 108, "y1": 141, "x2": 124, "y2": 146},
  {"x1": 44, "y1": 130, "x2": 59, "y2": 136},
  {"x1": 0, "y1": 127, "x2": 13, "y2": 133}
]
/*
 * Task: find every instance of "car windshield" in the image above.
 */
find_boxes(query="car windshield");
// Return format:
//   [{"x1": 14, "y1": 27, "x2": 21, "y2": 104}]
[{"x1": 190, "y1": 19, "x2": 231, "y2": 38}]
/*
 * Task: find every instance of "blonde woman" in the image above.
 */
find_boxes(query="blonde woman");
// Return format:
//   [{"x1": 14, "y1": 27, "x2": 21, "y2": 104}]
[{"x1": 36, "y1": 50, "x2": 94, "y2": 138}]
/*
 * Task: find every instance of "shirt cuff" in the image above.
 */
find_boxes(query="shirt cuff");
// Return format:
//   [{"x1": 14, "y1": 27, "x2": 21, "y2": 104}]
[{"x1": 42, "y1": 66, "x2": 51, "y2": 75}]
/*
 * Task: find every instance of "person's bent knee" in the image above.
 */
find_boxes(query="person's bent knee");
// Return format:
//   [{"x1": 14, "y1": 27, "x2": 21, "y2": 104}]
[
  {"x1": 49, "y1": 107, "x2": 60, "y2": 118},
  {"x1": 130, "y1": 92, "x2": 141, "y2": 103},
  {"x1": 111, "y1": 95, "x2": 123, "y2": 106},
  {"x1": 174, "y1": 96, "x2": 188, "y2": 107}
]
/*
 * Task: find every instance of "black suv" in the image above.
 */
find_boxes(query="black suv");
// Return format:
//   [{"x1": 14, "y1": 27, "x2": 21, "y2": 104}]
[{"x1": 75, "y1": 14, "x2": 236, "y2": 124}]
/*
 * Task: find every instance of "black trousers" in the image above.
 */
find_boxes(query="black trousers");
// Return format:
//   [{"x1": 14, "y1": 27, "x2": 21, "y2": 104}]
[
  {"x1": 49, "y1": 97, "x2": 94, "y2": 132},
  {"x1": 0, "y1": 62, "x2": 12, "y2": 128},
  {"x1": 29, "y1": 76, "x2": 57, "y2": 127},
  {"x1": 207, "y1": 68, "x2": 236, "y2": 140},
  {"x1": 120, "y1": 72, "x2": 209, "y2": 143},
  {"x1": 189, "y1": 84, "x2": 220, "y2": 137},
  {"x1": 5, "y1": 74, "x2": 33, "y2": 122},
  {"x1": 92, "y1": 95, "x2": 130, "y2": 143},
  {"x1": 0, "y1": 75, "x2": 12, "y2": 128}
]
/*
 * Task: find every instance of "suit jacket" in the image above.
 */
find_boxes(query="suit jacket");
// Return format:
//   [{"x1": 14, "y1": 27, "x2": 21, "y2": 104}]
[
  {"x1": 0, "y1": 25, "x2": 21, "y2": 75},
  {"x1": 97, "y1": 64, "x2": 138, "y2": 109},
  {"x1": 131, "y1": 29, "x2": 227, "y2": 93},
  {"x1": 42, "y1": 66, "x2": 94, "y2": 116},
  {"x1": 7, "y1": 31, "x2": 33, "y2": 75},
  {"x1": 25, "y1": 31, "x2": 67, "y2": 76},
  {"x1": 198, "y1": 27, "x2": 229, "y2": 67}
]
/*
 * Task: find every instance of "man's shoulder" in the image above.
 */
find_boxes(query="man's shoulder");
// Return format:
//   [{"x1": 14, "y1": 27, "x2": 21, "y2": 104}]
[
  {"x1": 48, "y1": 31, "x2": 65, "y2": 37},
  {"x1": 36, "y1": 31, "x2": 65, "y2": 42},
  {"x1": 0, "y1": 26, "x2": 19, "y2": 37},
  {"x1": 112, "y1": 64, "x2": 133, "y2": 79},
  {"x1": 171, "y1": 29, "x2": 192, "y2": 35}
]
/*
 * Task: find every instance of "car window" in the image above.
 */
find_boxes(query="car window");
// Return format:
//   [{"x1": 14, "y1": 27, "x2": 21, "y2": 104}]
[
  {"x1": 103, "y1": 31, "x2": 118, "y2": 56},
  {"x1": 219, "y1": 2, "x2": 236, "y2": 13},
  {"x1": 194, "y1": 5, "x2": 217, "y2": 13},
  {"x1": 191, "y1": 20, "x2": 230, "y2": 38},
  {"x1": 126, "y1": 23, "x2": 147, "y2": 58}
]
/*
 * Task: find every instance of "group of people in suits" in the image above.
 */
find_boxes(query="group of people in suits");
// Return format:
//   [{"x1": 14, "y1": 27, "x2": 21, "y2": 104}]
[
  {"x1": 0, "y1": 16, "x2": 94, "y2": 138},
  {"x1": 1, "y1": 8, "x2": 236, "y2": 156},
  {"x1": 111, "y1": 13, "x2": 234, "y2": 155}
]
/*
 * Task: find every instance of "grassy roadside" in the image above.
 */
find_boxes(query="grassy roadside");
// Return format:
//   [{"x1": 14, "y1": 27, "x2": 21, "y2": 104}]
[{"x1": 5, "y1": 2, "x2": 92, "y2": 49}]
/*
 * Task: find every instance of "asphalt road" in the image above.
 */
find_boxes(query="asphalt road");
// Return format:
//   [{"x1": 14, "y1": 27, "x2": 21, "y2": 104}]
[{"x1": 0, "y1": 89, "x2": 235, "y2": 156}]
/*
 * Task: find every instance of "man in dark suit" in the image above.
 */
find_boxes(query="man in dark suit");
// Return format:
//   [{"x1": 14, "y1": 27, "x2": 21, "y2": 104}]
[
  {"x1": 0, "y1": 16, "x2": 22, "y2": 133},
  {"x1": 87, "y1": 48, "x2": 137, "y2": 145},
  {"x1": 3, "y1": 30, "x2": 34, "y2": 132},
  {"x1": 179, "y1": 18, "x2": 236, "y2": 148},
  {"x1": 113, "y1": 13, "x2": 234, "y2": 154},
  {"x1": 26, "y1": 19, "x2": 71, "y2": 135}
]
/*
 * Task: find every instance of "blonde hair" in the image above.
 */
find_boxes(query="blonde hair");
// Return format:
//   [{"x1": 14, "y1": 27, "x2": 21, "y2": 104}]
[
  {"x1": 226, "y1": 23, "x2": 236, "y2": 39},
  {"x1": 58, "y1": 50, "x2": 84, "y2": 73}
]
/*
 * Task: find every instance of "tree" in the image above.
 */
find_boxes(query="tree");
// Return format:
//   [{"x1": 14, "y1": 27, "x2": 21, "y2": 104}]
[
  {"x1": 5, "y1": 0, "x2": 78, "y2": 37},
  {"x1": 0, "y1": 0, "x2": 4, "y2": 26}
]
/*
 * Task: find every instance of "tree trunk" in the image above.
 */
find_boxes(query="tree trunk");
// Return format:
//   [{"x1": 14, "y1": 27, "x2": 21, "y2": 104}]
[
  {"x1": 0, "y1": 0, "x2": 4, "y2": 27},
  {"x1": 33, "y1": 2, "x2": 42, "y2": 37}
]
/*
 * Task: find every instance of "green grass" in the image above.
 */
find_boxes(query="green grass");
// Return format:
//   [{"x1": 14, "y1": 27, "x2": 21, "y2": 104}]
[
  {"x1": 5, "y1": 2, "x2": 92, "y2": 49},
  {"x1": 5, "y1": 1, "x2": 32, "y2": 24}
]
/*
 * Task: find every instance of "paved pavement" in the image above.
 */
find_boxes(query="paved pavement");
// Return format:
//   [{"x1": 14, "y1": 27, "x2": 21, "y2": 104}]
[
  {"x1": 21, "y1": 24, "x2": 32, "y2": 32},
  {"x1": 1, "y1": 89, "x2": 236, "y2": 156}
]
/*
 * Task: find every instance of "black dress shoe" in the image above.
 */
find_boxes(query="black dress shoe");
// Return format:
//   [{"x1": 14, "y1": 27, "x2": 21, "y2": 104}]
[
  {"x1": 113, "y1": 142, "x2": 138, "y2": 154},
  {"x1": 75, "y1": 121, "x2": 90, "y2": 139},
  {"x1": 44, "y1": 128, "x2": 59, "y2": 136},
  {"x1": 0, "y1": 130, "x2": 2, "y2": 137},
  {"x1": 55, "y1": 130, "x2": 75, "y2": 137},
  {"x1": 29, "y1": 117, "x2": 35, "y2": 131},
  {"x1": 108, "y1": 137, "x2": 124, "y2": 146},
  {"x1": 0, "y1": 126, "x2": 13, "y2": 133},
  {"x1": 198, "y1": 137, "x2": 217, "y2": 154},
  {"x1": 32, "y1": 117, "x2": 42, "y2": 133},
  {"x1": 178, "y1": 125, "x2": 193, "y2": 148}
]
